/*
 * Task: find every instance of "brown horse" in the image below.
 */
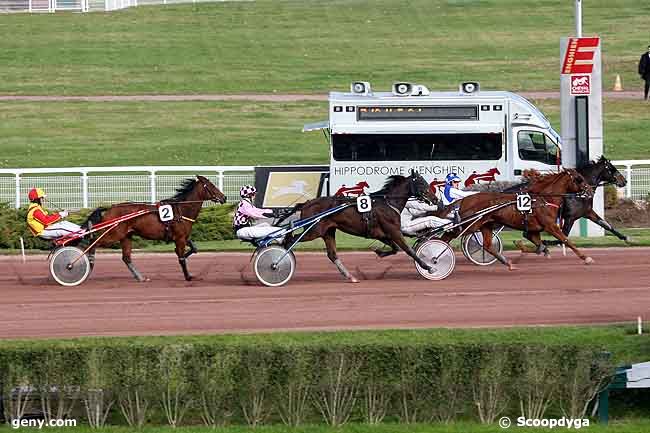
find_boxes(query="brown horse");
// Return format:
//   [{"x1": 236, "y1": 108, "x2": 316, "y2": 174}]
[
  {"x1": 86, "y1": 175, "x2": 226, "y2": 281},
  {"x1": 284, "y1": 171, "x2": 438, "y2": 283},
  {"x1": 438, "y1": 169, "x2": 593, "y2": 270}
]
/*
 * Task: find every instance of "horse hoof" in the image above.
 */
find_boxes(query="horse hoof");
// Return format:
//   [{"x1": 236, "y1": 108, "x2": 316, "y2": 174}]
[
  {"x1": 624, "y1": 237, "x2": 634, "y2": 245},
  {"x1": 349, "y1": 277, "x2": 360, "y2": 283},
  {"x1": 508, "y1": 263, "x2": 518, "y2": 271},
  {"x1": 584, "y1": 257, "x2": 594, "y2": 265}
]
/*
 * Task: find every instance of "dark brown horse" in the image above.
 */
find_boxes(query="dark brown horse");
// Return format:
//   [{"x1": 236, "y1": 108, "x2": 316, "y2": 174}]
[
  {"x1": 284, "y1": 171, "x2": 437, "y2": 283},
  {"x1": 542, "y1": 156, "x2": 628, "y2": 246},
  {"x1": 86, "y1": 175, "x2": 226, "y2": 281},
  {"x1": 438, "y1": 169, "x2": 593, "y2": 270}
]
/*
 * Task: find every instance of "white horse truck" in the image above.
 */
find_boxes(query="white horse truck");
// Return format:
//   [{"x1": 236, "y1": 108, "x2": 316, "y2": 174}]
[{"x1": 304, "y1": 81, "x2": 562, "y2": 195}]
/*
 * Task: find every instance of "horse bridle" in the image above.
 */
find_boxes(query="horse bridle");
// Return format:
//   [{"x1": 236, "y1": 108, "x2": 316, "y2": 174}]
[
  {"x1": 197, "y1": 177, "x2": 224, "y2": 203},
  {"x1": 409, "y1": 175, "x2": 435, "y2": 205}
]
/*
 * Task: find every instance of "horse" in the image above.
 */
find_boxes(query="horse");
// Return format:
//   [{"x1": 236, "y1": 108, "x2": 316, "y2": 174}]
[
  {"x1": 85, "y1": 175, "x2": 226, "y2": 282},
  {"x1": 437, "y1": 169, "x2": 593, "y2": 270},
  {"x1": 539, "y1": 156, "x2": 628, "y2": 247},
  {"x1": 283, "y1": 171, "x2": 437, "y2": 283}
]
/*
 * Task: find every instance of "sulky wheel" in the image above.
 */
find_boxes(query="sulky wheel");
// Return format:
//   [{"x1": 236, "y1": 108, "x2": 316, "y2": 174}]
[
  {"x1": 49, "y1": 246, "x2": 91, "y2": 287},
  {"x1": 414, "y1": 239, "x2": 455, "y2": 281},
  {"x1": 253, "y1": 245, "x2": 296, "y2": 287},
  {"x1": 462, "y1": 231, "x2": 503, "y2": 266}
]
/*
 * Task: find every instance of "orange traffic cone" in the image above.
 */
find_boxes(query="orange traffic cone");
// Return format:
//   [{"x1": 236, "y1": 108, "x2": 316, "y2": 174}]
[{"x1": 613, "y1": 74, "x2": 623, "y2": 91}]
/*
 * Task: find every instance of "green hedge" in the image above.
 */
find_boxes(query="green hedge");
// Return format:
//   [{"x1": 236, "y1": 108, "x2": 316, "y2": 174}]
[
  {"x1": 0, "y1": 203, "x2": 235, "y2": 250},
  {"x1": 0, "y1": 341, "x2": 613, "y2": 428}
]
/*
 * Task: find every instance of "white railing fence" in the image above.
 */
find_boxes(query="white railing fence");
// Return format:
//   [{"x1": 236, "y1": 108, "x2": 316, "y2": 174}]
[
  {"x1": 613, "y1": 160, "x2": 650, "y2": 201},
  {"x1": 1, "y1": 162, "x2": 648, "y2": 210},
  {"x1": 1, "y1": 0, "x2": 88, "y2": 12},
  {"x1": 0, "y1": 166, "x2": 254, "y2": 210},
  {"x1": 1, "y1": 0, "x2": 231, "y2": 13}
]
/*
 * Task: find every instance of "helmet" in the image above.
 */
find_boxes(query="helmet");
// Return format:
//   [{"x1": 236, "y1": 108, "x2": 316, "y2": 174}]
[
  {"x1": 28, "y1": 188, "x2": 46, "y2": 201},
  {"x1": 240, "y1": 185, "x2": 257, "y2": 198},
  {"x1": 445, "y1": 173, "x2": 461, "y2": 185}
]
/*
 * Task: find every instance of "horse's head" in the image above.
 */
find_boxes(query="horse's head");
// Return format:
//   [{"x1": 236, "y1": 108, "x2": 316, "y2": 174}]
[
  {"x1": 408, "y1": 170, "x2": 438, "y2": 205},
  {"x1": 196, "y1": 175, "x2": 227, "y2": 204},
  {"x1": 597, "y1": 156, "x2": 626, "y2": 188},
  {"x1": 564, "y1": 169, "x2": 593, "y2": 198},
  {"x1": 522, "y1": 169, "x2": 542, "y2": 181}
]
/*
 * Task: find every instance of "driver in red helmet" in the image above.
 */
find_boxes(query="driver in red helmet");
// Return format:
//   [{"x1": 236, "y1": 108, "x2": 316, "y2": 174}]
[{"x1": 26, "y1": 188, "x2": 83, "y2": 239}]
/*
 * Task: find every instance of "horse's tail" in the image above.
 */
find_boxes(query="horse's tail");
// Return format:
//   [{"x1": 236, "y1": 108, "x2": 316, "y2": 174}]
[{"x1": 86, "y1": 207, "x2": 107, "y2": 227}]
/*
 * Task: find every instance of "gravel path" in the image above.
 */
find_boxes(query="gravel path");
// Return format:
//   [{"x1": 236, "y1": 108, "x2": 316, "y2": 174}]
[{"x1": 0, "y1": 248, "x2": 648, "y2": 339}]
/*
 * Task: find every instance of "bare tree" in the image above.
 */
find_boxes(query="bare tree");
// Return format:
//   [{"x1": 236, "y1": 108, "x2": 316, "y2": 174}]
[
  {"x1": 313, "y1": 351, "x2": 359, "y2": 427},
  {"x1": 239, "y1": 350, "x2": 271, "y2": 427},
  {"x1": 82, "y1": 350, "x2": 114, "y2": 429},
  {"x1": 158, "y1": 345, "x2": 192, "y2": 428},
  {"x1": 198, "y1": 352, "x2": 236, "y2": 427},
  {"x1": 517, "y1": 347, "x2": 558, "y2": 420},
  {"x1": 473, "y1": 349, "x2": 510, "y2": 424},
  {"x1": 558, "y1": 350, "x2": 612, "y2": 419}
]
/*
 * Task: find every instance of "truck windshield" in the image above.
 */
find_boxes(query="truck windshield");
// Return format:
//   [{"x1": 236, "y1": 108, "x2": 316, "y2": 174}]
[{"x1": 332, "y1": 133, "x2": 502, "y2": 161}]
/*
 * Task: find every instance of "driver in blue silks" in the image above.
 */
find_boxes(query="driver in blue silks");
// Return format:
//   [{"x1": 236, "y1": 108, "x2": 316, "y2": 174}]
[{"x1": 441, "y1": 173, "x2": 477, "y2": 205}]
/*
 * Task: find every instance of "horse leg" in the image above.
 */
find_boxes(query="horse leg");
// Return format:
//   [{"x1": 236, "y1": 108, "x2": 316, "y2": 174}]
[
  {"x1": 583, "y1": 209, "x2": 629, "y2": 243},
  {"x1": 385, "y1": 229, "x2": 435, "y2": 273},
  {"x1": 184, "y1": 239, "x2": 198, "y2": 259},
  {"x1": 480, "y1": 225, "x2": 516, "y2": 270},
  {"x1": 121, "y1": 238, "x2": 148, "y2": 282},
  {"x1": 374, "y1": 238, "x2": 400, "y2": 258},
  {"x1": 88, "y1": 247, "x2": 96, "y2": 270},
  {"x1": 544, "y1": 224, "x2": 593, "y2": 265},
  {"x1": 542, "y1": 216, "x2": 575, "y2": 247},
  {"x1": 175, "y1": 238, "x2": 194, "y2": 281},
  {"x1": 515, "y1": 231, "x2": 550, "y2": 256},
  {"x1": 323, "y1": 228, "x2": 358, "y2": 283}
]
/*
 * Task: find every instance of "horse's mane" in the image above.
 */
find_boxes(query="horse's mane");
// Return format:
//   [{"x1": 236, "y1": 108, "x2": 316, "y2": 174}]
[
  {"x1": 168, "y1": 178, "x2": 197, "y2": 202},
  {"x1": 371, "y1": 175, "x2": 406, "y2": 196}
]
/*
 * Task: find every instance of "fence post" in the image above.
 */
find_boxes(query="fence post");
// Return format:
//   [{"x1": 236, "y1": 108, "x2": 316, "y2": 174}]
[
  {"x1": 218, "y1": 170, "x2": 224, "y2": 192},
  {"x1": 28, "y1": 0, "x2": 32, "y2": 13},
  {"x1": 625, "y1": 165, "x2": 632, "y2": 198},
  {"x1": 82, "y1": 171, "x2": 89, "y2": 208},
  {"x1": 150, "y1": 170, "x2": 156, "y2": 204},
  {"x1": 14, "y1": 174, "x2": 20, "y2": 209}
]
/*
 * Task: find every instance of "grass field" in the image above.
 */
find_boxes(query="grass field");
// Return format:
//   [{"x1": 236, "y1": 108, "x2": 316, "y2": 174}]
[
  {"x1": 1, "y1": 98, "x2": 649, "y2": 168},
  {"x1": 7, "y1": 228, "x2": 650, "y2": 256},
  {"x1": 134, "y1": 227, "x2": 650, "y2": 252},
  {"x1": 2, "y1": 324, "x2": 648, "y2": 366},
  {"x1": 0, "y1": 0, "x2": 648, "y2": 96}
]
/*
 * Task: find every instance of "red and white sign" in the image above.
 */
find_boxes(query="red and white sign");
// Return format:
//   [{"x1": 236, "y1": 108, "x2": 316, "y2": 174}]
[
  {"x1": 570, "y1": 74, "x2": 591, "y2": 95},
  {"x1": 561, "y1": 37, "x2": 599, "y2": 75}
]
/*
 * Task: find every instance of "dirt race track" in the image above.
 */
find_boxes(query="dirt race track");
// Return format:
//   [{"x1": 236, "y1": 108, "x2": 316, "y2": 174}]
[{"x1": 0, "y1": 248, "x2": 649, "y2": 340}]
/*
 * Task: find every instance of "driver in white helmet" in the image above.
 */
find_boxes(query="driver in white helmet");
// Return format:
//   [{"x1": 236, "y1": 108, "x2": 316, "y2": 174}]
[{"x1": 233, "y1": 185, "x2": 283, "y2": 240}]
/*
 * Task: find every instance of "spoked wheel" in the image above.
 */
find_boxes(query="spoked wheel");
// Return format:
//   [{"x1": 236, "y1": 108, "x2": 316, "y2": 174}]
[
  {"x1": 461, "y1": 231, "x2": 503, "y2": 266},
  {"x1": 414, "y1": 239, "x2": 455, "y2": 281},
  {"x1": 49, "y1": 246, "x2": 91, "y2": 286},
  {"x1": 254, "y1": 245, "x2": 296, "y2": 287}
]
